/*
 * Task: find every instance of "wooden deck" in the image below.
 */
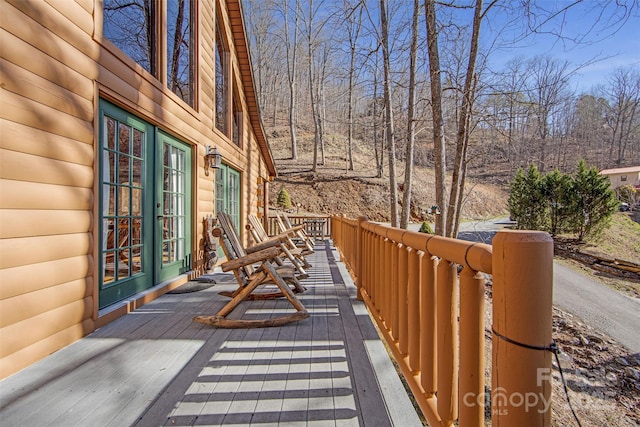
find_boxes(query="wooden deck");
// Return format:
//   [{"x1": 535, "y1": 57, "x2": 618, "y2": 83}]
[{"x1": 0, "y1": 242, "x2": 422, "y2": 426}]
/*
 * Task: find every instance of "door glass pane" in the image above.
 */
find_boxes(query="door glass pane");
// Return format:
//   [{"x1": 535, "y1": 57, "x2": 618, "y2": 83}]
[
  {"x1": 132, "y1": 219, "x2": 142, "y2": 245},
  {"x1": 104, "y1": 184, "x2": 115, "y2": 215},
  {"x1": 132, "y1": 188, "x2": 142, "y2": 216},
  {"x1": 103, "y1": 0, "x2": 155, "y2": 75},
  {"x1": 106, "y1": 152, "x2": 116, "y2": 183},
  {"x1": 132, "y1": 245, "x2": 143, "y2": 274},
  {"x1": 106, "y1": 117, "x2": 117, "y2": 149},
  {"x1": 132, "y1": 129, "x2": 143, "y2": 157},
  {"x1": 228, "y1": 170, "x2": 240, "y2": 230},
  {"x1": 215, "y1": 168, "x2": 224, "y2": 214}
]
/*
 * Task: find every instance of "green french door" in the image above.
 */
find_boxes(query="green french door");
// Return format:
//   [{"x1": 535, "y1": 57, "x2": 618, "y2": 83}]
[{"x1": 99, "y1": 101, "x2": 192, "y2": 308}]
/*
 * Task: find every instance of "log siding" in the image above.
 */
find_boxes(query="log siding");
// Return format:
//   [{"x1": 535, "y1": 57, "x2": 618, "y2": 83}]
[{"x1": 0, "y1": 0, "x2": 275, "y2": 378}]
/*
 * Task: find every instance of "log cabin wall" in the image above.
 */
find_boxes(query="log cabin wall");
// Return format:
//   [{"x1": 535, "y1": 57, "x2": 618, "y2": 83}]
[{"x1": 0, "y1": 0, "x2": 275, "y2": 379}]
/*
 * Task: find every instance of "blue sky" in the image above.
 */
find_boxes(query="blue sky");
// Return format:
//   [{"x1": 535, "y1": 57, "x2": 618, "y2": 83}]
[{"x1": 480, "y1": 1, "x2": 640, "y2": 92}]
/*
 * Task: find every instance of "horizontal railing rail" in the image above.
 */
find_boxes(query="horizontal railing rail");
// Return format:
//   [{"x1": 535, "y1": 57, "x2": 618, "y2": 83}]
[{"x1": 331, "y1": 215, "x2": 554, "y2": 427}]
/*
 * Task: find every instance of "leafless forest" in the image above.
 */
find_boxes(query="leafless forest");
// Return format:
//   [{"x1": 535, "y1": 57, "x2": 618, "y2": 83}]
[{"x1": 242, "y1": 0, "x2": 640, "y2": 234}]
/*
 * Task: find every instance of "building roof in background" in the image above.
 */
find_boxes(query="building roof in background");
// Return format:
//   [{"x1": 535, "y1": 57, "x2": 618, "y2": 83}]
[{"x1": 600, "y1": 166, "x2": 640, "y2": 175}]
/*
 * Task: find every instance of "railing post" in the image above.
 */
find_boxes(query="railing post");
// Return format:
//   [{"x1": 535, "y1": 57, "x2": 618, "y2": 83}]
[
  {"x1": 330, "y1": 216, "x2": 335, "y2": 242},
  {"x1": 492, "y1": 230, "x2": 553, "y2": 426},
  {"x1": 356, "y1": 216, "x2": 366, "y2": 301}
]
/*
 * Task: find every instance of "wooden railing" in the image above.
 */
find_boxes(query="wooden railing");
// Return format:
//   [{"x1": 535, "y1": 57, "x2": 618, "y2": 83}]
[{"x1": 331, "y1": 215, "x2": 554, "y2": 427}]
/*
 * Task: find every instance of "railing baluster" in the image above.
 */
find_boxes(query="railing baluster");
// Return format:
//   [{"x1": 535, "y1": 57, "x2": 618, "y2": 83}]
[
  {"x1": 384, "y1": 238, "x2": 392, "y2": 327},
  {"x1": 361, "y1": 229, "x2": 368, "y2": 299},
  {"x1": 373, "y1": 233, "x2": 380, "y2": 311},
  {"x1": 437, "y1": 260, "x2": 459, "y2": 426},
  {"x1": 407, "y1": 248, "x2": 420, "y2": 371},
  {"x1": 390, "y1": 241, "x2": 400, "y2": 341},
  {"x1": 368, "y1": 231, "x2": 373, "y2": 301},
  {"x1": 420, "y1": 252, "x2": 437, "y2": 395},
  {"x1": 398, "y1": 244, "x2": 409, "y2": 355},
  {"x1": 459, "y1": 267, "x2": 485, "y2": 427}
]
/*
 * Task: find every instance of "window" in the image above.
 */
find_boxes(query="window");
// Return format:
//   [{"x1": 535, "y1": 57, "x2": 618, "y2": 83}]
[
  {"x1": 214, "y1": 19, "x2": 244, "y2": 146},
  {"x1": 215, "y1": 17, "x2": 228, "y2": 134},
  {"x1": 621, "y1": 175, "x2": 627, "y2": 182},
  {"x1": 232, "y1": 88, "x2": 242, "y2": 146},
  {"x1": 167, "y1": 0, "x2": 195, "y2": 104},
  {"x1": 103, "y1": 0, "x2": 155, "y2": 75},
  {"x1": 103, "y1": 0, "x2": 196, "y2": 107}
]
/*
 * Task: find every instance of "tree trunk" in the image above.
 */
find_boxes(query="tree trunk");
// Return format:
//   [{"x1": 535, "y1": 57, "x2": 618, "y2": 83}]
[
  {"x1": 373, "y1": 51, "x2": 383, "y2": 178},
  {"x1": 347, "y1": 46, "x2": 355, "y2": 171},
  {"x1": 319, "y1": 44, "x2": 328, "y2": 166},
  {"x1": 446, "y1": 0, "x2": 483, "y2": 237},
  {"x1": 306, "y1": 0, "x2": 319, "y2": 172},
  {"x1": 345, "y1": 2, "x2": 362, "y2": 172},
  {"x1": 284, "y1": 0, "x2": 299, "y2": 160},
  {"x1": 380, "y1": 0, "x2": 398, "y2": 227},
  {"x1": 424, "y1": 0, "x2": 447, "y2": 235},
  {"x1": 400, "y1": 0, "x2": 420, "y2": 230}
]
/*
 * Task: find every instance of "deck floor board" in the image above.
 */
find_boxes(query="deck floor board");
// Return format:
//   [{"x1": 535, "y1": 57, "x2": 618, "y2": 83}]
[{"x1": 0, "y1": 242, "x2": 422, "y2": 426}]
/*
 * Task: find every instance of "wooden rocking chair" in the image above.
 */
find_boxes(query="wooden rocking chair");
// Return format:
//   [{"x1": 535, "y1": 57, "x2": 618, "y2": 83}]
[
  {"x1": 277, "y1": 211, "x2": 316, "y2": 253},
  {"x1": 247, "y1": 214, "x2": 311, "y2": 276},
  {"x1": 193, "y1": 213, "x2": 308, "y2": 328},
  {"x1": 217, "y1": 212, "x2": 306, "y2": 297}
]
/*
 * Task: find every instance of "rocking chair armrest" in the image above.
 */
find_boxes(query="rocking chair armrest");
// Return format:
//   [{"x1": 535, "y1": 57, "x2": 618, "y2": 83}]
[
  {"x1": 284, "y1": 224, "x2": 306, "y2": 233},
  {"x1": 245, "y1": 236, "x2": 289, "y2": 253},
  {"x1": 221, "y1": 247, "x2": 281, "y2": 272},
  {"x1": 269, "y1": 227, "x2": 304, "y2": 240}
]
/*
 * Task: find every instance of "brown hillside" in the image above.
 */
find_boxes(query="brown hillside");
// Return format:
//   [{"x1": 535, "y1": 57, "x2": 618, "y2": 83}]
[{"x1": 267, "y1": 127, "x2": 509, "y2": 221}]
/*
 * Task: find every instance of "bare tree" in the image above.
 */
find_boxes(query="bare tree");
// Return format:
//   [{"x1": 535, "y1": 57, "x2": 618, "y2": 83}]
[
  {"x1": 379, "y1": 0, "x2": 399, "y2": 226},
  {"x1": 342, "y1": 0, "x2": 363, "y2": 171},
  {"x1": 317, "y1": 42, "x2": 330, "y2": 166},
  {"x1": 424, "y1": 0, "x2": 447, "y2": 235},
  {"x1": 573, "y1": 94, "x2": 608, "y2": 167},
  {"x1": 400, "y1": 0, "x2": 420, "y2": 229},
  {"x1": 301, "y1": 0, "x2": 331, "y2": 172},
  {"x1": 604, "y1": 67, "x2": 640, "y2": 166},
  {"x1": 445, "y1": 0, "x2": 492, "y2": 237},
  {"x1": 282, "y1": 0, "x2": 301, "y2": 160},
  {"x1": 372, "y1": 51, "x2": 384, "y2": 178},
  {"x1": 525, "y1": 56, "x2": 573, "y2": 172},
  {"x1": 244, "y1": 0, "x2": 284, "y2": 126}
]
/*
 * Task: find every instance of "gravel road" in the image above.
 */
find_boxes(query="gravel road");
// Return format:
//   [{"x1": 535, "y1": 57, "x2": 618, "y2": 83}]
[{"x1": 553, "y1": 261, "x2": 640, "y2": 353}]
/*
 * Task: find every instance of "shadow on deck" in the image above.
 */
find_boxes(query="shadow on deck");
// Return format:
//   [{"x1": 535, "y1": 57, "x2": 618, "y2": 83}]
[{"x1": 0, "y1": 242, "x2": 422, "y2": 426}]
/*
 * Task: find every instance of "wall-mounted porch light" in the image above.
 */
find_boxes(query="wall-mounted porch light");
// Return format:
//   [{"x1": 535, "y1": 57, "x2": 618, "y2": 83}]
[{"x1": 204, "y1": 145, "x2": 222, "y2": 176}]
